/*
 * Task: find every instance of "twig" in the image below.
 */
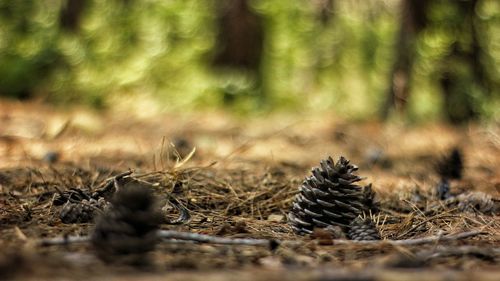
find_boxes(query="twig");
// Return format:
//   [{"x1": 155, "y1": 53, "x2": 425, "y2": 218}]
[
  {"x1": 157, "y1": 230, "x2": 272, "y2": 247},
  {"x1": 416, "y1": 245, "x2": 499, "y2": 260},
  {"x1": 36, "y1": 230, "x2": 483, "y2": 248},
  {"x1": 331, "y1": 230, "x2": 484, "y2": 246},
  {"x1": 38, "y1": 235, "x2": 90, "y2": 246},
  {"x1": 38, "y1": 230, "x2": 273, "y2": 248}
]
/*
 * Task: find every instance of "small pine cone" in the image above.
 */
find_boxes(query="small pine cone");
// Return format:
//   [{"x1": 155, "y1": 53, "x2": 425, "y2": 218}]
[
  {"x1": 347, "y1": 216, "x2": 381, "y2": 241},
  {"x1": 435, "y1": 148, "x2": 463, "y2": 180},
  {"x1": 53, "y1": 187, "x2": 92, "y2": 206},
  {"x1": 288, "y1": 156, "x2": 378, "y2": 235},
  {"x1": 436, "y1": 178, "x2": 451, "y2": 200},
  {"x1": 362, "y1": 183, "x2": 379, "y2": 212},
  {"x1": 60, "y1": 197, "x2": 109, "y2": 223},
  {"x1": 91, "y1": 182, "x2": 163, "y2": 265},
  {"x1": 456, "y1": 192, "x2": 494, "y2": 214}
]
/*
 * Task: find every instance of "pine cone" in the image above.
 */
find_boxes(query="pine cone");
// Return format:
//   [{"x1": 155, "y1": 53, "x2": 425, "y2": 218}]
[
  {"x1": 288, "y1": 156, "x2": 378, "y2": 235},
  {"x1": 456, "y1": 192, "x2": 494, "y2": 214},
  {"x1": 91, "y1": 182, "x2": 163, "y2": 265},
  {"x1": 347, "y1": 216, "x2": 381, "y2": 241},
  {"x1": 60, "y1": 197, "x2": 109, "y2": 223},
  {"x1": 53, "y1": 187, "x2": 92, "y2": 206},
  {"x1": 435, "y1": 148, "x2": 463, "y2": 180},
  {"x1": 436, "y1": 178, "x2": 451, "y2": 200},
  {"x1": 362, "y1": 183, "x2": 378, "y2": 212}
]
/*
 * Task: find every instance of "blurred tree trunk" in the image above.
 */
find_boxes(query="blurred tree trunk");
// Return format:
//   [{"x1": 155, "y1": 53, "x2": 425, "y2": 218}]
[
  {"x1": 314, "y1": 0, "x2": 335, "y2": 25},
  {"x1": 382, "y1": 0, "x2": 494, "y2": 123},
  {"x1": 59, "y1": 0, "x2": 87, "y2": 32},
  {"x1": 381, "y1": 0, "x2": 429, "y2": 119},
  {"x1": 212, "y1": 0, "x2": 265, "y2": 103},
  {"x1": 439, "y1": 0, "x2": 490, "y2": 123}
]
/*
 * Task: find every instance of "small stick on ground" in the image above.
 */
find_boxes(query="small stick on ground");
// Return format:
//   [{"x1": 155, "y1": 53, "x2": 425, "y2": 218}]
[
  {"x1": 157, "y1": 230, "x2": 272, "y2": 247},
  {"x1": 37, "y1": 230, "x2": 483, "y2": 248},
  {"x1": 415, "y1": 245, "x2": 500, "y2": 260},
  {"x1": 37, "y1": 230, "x2": 273, "y2": 247},
  {"x1": 331, "y1": 230, "x2": 484, "y2": 246},
  {"x1": 38, "y1": 235, "x2": 90, "y2": 246}
]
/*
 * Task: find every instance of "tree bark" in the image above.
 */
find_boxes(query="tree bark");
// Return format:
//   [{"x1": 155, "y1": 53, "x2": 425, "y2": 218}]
[
  {"x1": 212, "y1": 0, "x2": 264, "y2": 71},
  {"x1": 439, "y1": 0, "x2": 490, "y2": 123},
  {"x1": 212, "y1": 0, "x2": 266, "y2": 104},
  {"x1": 381, "y1": 0, "x2": 428, "y2": 119},
  {"x1": 59, "y1": 0, "x2": 87, "y2": 32}
]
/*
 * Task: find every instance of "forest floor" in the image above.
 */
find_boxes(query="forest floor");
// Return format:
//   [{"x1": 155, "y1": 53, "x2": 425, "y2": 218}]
[{"x1": 0, "y1": 100, "x2": 499, "y2": 281}]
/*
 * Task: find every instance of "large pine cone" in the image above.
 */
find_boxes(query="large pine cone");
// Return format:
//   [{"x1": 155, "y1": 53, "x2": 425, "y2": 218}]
[
  {"x1": 288, "y1": 156, "x2": 378, "y2": 235},
  {"x1": 434, "y1": 148, "x2": 463, "y2": 200},
  {"x1": 91, "y1": 182, "x2": 163, "y2": 265},
  {"x1": 435, "y1": 147, "x2": 463, "y2": 180},
  {"x1": 347, "y1": 216, "x2": 381, "y2": 241}
]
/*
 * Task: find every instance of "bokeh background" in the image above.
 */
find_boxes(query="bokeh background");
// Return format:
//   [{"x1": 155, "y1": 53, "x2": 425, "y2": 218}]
[{"x1": 0, "y1": 0, "x2": 499, "y2": 122}]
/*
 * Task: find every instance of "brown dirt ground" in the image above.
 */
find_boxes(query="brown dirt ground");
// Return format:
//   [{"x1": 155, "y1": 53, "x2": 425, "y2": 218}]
[{"x1": 1, "y1": 100, "x2": 499, "y2": 280}]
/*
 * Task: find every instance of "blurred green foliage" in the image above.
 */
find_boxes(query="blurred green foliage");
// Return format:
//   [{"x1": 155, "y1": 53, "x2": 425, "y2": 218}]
[{"x1": 0, "y1": 0, "x2": 498, "y2": 120}]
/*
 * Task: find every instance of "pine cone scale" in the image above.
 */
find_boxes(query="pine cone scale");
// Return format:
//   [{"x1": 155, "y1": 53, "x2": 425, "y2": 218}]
[
  {"x1": 289, "y1": 214, "x2": 313, "y2": 226},
  {"x1": 316, "y1": 199, "x2": 337, "y2": 208},
  {"x1": 304, "y1": 208, "x2": 323, "y2": 218},
  {"x1": 338, "y1": 178, "x2": 356, "y2": 185},
  {"x1": 298, "y1": 194, "x2": 317, "y2": 206},
  {"x1": 312, "y1": 218, "x2": 331, "y2": 227},
  {"x1": 323, "y1": 209, "x2": 343, "y2": 219},
  {"x1": 312, "y1": 188, "x2": 329, "y2": 197}
]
